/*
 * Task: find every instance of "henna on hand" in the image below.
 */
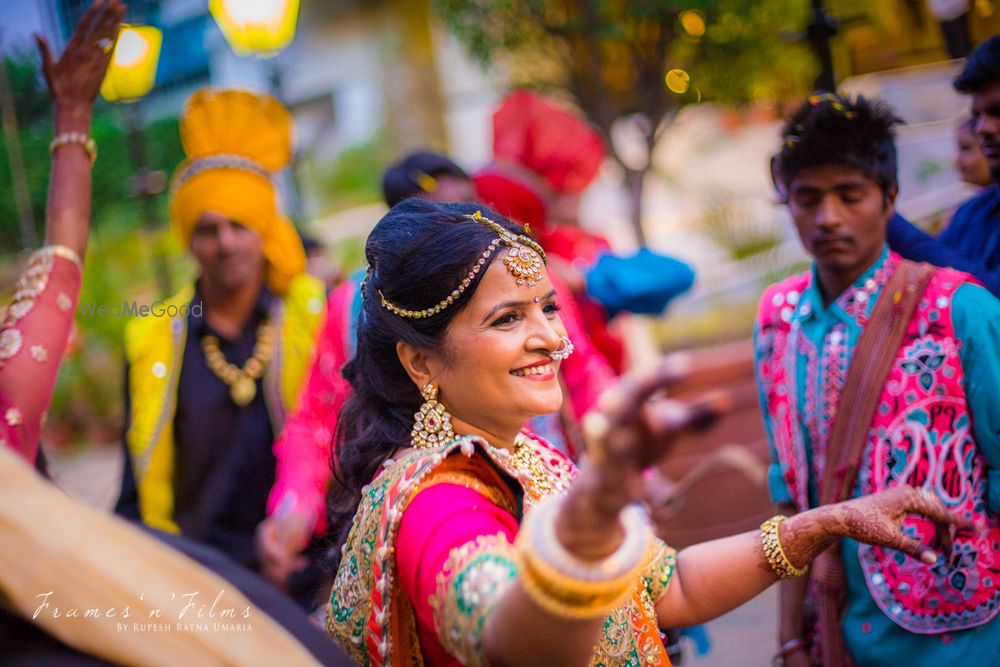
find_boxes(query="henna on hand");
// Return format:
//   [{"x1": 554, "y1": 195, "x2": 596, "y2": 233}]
[{"x1": 775, "y1": 485, "x2": 978, "y2": 571}]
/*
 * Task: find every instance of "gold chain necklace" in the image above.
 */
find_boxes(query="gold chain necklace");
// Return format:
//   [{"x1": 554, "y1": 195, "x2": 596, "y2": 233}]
[
  {"x1": 511, "y1": 434, "x2": 554, "y2": 498},
  {"x1": 200, "y1": 320, "x2": 275, "y2": 407}
]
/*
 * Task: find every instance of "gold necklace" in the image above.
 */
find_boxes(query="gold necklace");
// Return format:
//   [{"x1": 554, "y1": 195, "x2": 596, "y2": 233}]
[
  {"x1": 200, "y1": 320, "x2": 275, "y2": 407},
  {"x1": 511, "y1": 434, "x2": 555, "y2": 498}
]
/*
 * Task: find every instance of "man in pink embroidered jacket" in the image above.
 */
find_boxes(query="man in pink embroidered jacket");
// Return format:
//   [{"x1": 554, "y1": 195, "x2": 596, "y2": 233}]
[
  {"x1": 255, "y1": 151, "x2": 617, "y2": 588},
  {"x1": 754, "y1": 93, "x2": 1000, "y2": 666}
]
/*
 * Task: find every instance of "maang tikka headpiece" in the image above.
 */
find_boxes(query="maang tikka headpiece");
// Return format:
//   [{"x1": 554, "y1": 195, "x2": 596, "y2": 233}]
[{"x1": 379, "y1": 210, "x2": 546, "y2": 319}]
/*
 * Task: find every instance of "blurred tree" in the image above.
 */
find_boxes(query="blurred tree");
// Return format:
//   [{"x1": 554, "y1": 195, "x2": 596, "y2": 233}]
[
  {"x1": 433, "y1": 0, "x2": 816, "y2": 243},
  {"x1": 0, "y1": 52, "x2": 183, "y2": 253}
]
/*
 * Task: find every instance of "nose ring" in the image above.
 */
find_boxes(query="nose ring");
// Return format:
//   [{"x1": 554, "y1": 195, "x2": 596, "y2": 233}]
[{"x1": 549, "y1": 336, "x2": 574, "y2": 362}]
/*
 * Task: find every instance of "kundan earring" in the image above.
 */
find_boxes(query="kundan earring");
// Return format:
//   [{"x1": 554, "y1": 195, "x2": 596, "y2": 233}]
[{"x1": 411, "y1": 383, "x2": 456, "y2": 448}]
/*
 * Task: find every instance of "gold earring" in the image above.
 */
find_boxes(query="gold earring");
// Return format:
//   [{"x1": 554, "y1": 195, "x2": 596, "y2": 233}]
[{"x1": 411, "y1": 383, "x2": 456, "y2": 448}]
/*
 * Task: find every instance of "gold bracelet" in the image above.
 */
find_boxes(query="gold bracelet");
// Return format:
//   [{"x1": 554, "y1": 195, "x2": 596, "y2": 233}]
[
  {"x1": 49, "y1": 132, "x2": 97, "y2": 165},
  {"x1": 760, "y1": 515, "x2": 807, "y2": 579}
]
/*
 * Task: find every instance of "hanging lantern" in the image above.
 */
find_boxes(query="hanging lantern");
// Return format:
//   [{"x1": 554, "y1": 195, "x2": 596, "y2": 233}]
[
  {"x1": 210, "y1": 0, "x2": 300, "y2": 57},
  {"x1": 100, "y1": 25, "x2": 162, "y2": 102}
]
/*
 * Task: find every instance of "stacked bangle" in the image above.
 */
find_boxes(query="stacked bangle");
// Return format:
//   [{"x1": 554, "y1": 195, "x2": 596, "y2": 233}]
[
  {"x1": 760, "y1": 515, "x2": 807, "y2": 579},
  {"x1": 49, "y1": 132, "x2": 97, "y2": 165},
  {"x1": 516, "y1": 495, "x2": 651, "y2": 619}
]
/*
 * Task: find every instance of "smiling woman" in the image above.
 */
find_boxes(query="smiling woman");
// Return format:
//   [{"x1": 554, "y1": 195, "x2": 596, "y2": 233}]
[{"x1": 324, "y1": 199, "x2": 976, "y2": 667}]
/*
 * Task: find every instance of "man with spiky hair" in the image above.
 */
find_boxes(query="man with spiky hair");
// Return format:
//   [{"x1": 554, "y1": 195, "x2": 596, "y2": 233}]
[
  {"x1": 888, "y1": 35, "x2": 1000, "y2": 297},
  {"x1": 755, "y1": 92, "x2": 1000, "y2": 666}
]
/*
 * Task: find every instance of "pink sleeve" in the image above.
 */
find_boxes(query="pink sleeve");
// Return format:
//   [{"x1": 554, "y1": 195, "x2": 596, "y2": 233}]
[
  {"x1": 396, "y1": 483, "x2": 519, "y2": 663},
  {"x1": 549, "y1": 272, "x2": 616, "y2": 419},
  {"x1": 0, "y1": 250, "x2": 82, "y2": 463},
  {"x1": 267, "y1": 280, "x2": 356, "y2": 533}
]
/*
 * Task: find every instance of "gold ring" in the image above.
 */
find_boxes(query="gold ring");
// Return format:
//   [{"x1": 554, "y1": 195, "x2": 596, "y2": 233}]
[{"x1": 97, "y1": 38, "x2": 113, "y2": 54}]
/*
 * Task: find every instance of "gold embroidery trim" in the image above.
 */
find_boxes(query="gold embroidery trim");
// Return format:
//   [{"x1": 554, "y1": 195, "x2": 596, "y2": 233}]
[{"x1": 429, "y1": 532, "x2": 519, "y2": 667}]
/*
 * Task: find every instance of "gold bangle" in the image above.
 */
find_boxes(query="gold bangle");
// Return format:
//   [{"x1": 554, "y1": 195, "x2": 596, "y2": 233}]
[
  {"x1": 519, "y1": 543, "x2": 639, "y2": 599},
  {"x1": 517, "y1": 552, "x2": 634, "y2": 619},
  {"x1": 760, "y1": 515, "x2": 806, "y2": 579},
  {"x1": 49, "y1": 132, "x2": 97, "y2": 165},
  {"x1": 512, "y1": 494, "x2": 650, "y2": 620}
]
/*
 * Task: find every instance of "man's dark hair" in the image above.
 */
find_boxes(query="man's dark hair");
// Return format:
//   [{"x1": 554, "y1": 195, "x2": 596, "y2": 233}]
[
  {"x1": 381, "y1": 151, "x2": 469, "y2": 207},
  {"x1": 778, "y1": 92, "x2": 903, "y2": 195},
  {"x1": 954, "y1": 35, "x2": 1000, "y2": 94}
]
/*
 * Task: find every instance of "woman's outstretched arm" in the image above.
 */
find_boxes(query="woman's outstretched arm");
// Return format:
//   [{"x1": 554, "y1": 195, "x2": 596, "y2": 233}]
[{"x1": 0, "y1": 0, "x2": 124, "y2": 462}]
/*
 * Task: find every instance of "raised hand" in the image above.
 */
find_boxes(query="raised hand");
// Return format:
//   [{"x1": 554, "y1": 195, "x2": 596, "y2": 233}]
[
  {"x1": 552, "y1": 361, "x2": 728, "y2": 561},
  {"x1": 35, "y1": 0, "x2": 126, "y2": 109},
  {"x1": 583, "y1": 359, "x2": 729, "y2": 473}
]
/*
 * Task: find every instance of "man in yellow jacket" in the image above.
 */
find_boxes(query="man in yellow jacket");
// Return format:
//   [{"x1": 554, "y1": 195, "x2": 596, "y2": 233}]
[{"x1": 115, "y1": 89, "x2": 325, "y2": 602}]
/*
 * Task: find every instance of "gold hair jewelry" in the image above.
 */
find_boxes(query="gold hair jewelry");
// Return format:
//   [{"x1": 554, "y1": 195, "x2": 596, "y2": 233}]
[
  {"x1": 411, "y1": 383, "x2": 456, "y2": 448},
  {"x1": 379, "y1": 210, "x2": 546, "y2": 319},
  {"x1": 200, "y1": 320, "x2": 275, "y2": 407},
  {"x1": 760, "y1": 515, "x2": 807, "y2": 579}
]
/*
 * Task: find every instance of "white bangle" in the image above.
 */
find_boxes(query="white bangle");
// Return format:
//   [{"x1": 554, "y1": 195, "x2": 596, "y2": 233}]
[
  {"x1": 38, "y1": 245, "x2": 83, "y2": 271},
  {"x1": 522, "y1": 494, "x2": 651, "y2": 583},
  {"x1": 49, "y1": 132, "x2": 97, "y2": 165}
]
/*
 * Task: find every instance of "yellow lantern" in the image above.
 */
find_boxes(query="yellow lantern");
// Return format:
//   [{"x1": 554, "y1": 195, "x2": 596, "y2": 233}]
[
  {"x1": 210, "y1": 0, "x2": 300, "y2": 57},
  {"x1": 100, "y1": 25, "x2": 162, "y2": 102}
]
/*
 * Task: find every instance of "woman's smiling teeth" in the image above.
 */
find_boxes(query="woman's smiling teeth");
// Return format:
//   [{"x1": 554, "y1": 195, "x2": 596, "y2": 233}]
[{"x1": 511, "y1": 362, "x2": 554, "y2": 377}]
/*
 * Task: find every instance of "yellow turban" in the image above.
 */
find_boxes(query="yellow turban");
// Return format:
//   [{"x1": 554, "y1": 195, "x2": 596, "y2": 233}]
[{"x1": 170, "y1": 88, "x2": 305, "y2": 295}]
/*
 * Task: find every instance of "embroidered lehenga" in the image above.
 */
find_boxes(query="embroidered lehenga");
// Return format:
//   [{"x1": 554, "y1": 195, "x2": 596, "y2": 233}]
[{"x1": 326, "y1": 431, "x2": 677, "y2": 666}]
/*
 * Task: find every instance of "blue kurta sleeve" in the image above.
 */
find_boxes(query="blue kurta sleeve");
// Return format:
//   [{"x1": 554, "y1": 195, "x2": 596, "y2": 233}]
[
  {"x1": 952, "y1": 283, "x2": 1000, "y2": 513},
  {"x1": 888, "y1": 210, "x2": 1000, "y2": 297}
]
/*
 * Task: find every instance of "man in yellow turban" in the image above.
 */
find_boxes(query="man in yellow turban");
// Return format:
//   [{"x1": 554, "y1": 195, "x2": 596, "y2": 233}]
[{"x1": 115, "y1": 88, "x2": 326, "y2": 604}]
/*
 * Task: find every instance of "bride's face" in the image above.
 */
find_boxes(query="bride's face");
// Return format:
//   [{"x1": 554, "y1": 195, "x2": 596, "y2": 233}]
[{"x1": 430, "y1": 258, "x2": 567, "y2": 437}]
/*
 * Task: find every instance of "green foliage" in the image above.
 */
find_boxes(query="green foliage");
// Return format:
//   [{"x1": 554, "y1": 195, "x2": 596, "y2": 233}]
[
  {"x1": 700, "y1": 197, "x2": 782, "y2": 261},
  {"x1": 6, "y1": 49, "x2": 51, "y2": 125},
  {"x1": 432, "y1": 0, "x2": 815, "y2": 128},
  {"x1": 433, "y1": 0, "x2": 816, "y2": 238},
  {"x1": 0, "y1": 54, "x2": 184, "y2": 253},
  {"x1": 309, "y1": 133, "x2": 392, "y2": 212}
]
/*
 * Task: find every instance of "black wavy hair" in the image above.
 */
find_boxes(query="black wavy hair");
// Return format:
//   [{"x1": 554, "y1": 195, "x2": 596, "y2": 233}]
[
  {"x1": 954, "y1": 35, "x2": 1000, "y2": 94},
  {"x1": 326, "y1": 198, "x2": 527, "y2": 570},
  {"x1": 381, "y1": 151, "x2": 470, "y2": 208},
  {"x1": 778, "y1": 92, "x2": 903, "y2": 196}
]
